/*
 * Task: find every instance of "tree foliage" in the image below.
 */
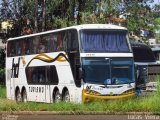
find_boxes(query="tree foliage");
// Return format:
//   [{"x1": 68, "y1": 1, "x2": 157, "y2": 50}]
[
  {"x1": 0, "y1": 0, "x2": 159, "y2": 38},
  {"x1": 0, "y1": 49, "x2": 5, "y2": 85},
  {"x1": 122, "y1": 0, "x2": 153, "y2": 35},
  {"x1": 0, "y1": 0, "x2": 71, "y2": 37}
]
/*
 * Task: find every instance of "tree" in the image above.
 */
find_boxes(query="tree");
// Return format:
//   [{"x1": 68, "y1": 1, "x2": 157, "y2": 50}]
[
  {"x1": 151, "y1": 4, "x2": 160, "y2": 32},
  {"x1": 152, "y1": 4, "x2": 160, "y2": 18},
  {"x1": 0, "y1": 0, "x2": 159, "y2": 39},
  {"x1": 0, "y1": 0, "x2": 75, "y2": 39},
  {"x1": 123, "y1": 0, "x2": 153, "y2": 36},
  {"x1": 81, "y1": 0, "x2": 122, "y2": 24},
  {"x1": 154, "y1": 18, "x2": 160, "y2": 30},
  {"x1": 0, "y1": 49, "x2": 5, "y2": 85},
  {"x1": 0, "y1": 0, "x2": 34, "y2": 37}
]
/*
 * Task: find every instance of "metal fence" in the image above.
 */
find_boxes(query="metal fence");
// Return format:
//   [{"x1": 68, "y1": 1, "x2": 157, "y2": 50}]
[{"x1": 148, "y1": 64, "x2": 160, "y2": 82}]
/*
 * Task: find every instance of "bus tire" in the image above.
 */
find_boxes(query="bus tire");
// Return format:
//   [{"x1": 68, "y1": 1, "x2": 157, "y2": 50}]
[
  {"x1": 22, "y1": 89, "x2": 27, "y2": 103},
  {"x1": 53, "y1": 90, "x2": 61, "y2": 103},
  {"x1": 15, "y1": 89, "x2": 21, "y2": 103},
  {"x1": 63, "y1": 90, "x2": 70, "y2": 102}
]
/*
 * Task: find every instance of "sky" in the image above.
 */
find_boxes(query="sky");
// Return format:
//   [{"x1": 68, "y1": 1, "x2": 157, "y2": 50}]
[
  {"x1": 150, "y1": 0, "x2": 160, "y2": 7},
  {"x1": 152, "y1": 0, "x2": 160, "y2": 4}
]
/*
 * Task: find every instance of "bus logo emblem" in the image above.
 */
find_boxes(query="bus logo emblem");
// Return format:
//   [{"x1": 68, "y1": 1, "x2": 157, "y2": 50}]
[{"x1": 11, "y1": 58, "x2": 20, "y2": 78}]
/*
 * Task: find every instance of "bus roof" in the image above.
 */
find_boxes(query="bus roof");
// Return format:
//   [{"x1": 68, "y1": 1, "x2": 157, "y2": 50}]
[{"x1": 8, "y1": 24, "x2": 127, "y2": 41}]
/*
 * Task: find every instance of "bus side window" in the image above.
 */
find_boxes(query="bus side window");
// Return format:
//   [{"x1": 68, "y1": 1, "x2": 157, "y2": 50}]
[
  {"x1": 25, "y1": 39, "x2": 30, "y2": 55},
  {"x1": 71, "y1": 30, "x2": 78, "y2": 51},
  {"x1": 62, "y1": 31, "x2": 68, "y2": 51},
  {"x1": 26, "y1": 66, "x2": 58, "y2": 85},
  {"x1": 53, "y1": 33, "x2": 58, "y2": 51},
  {"x1": 47, "y1": 33, "x2": 58, "y2": 52},
  {"x1": 66, "y1": 30, "x2": 79, "y2": 51},
  {"x1": 57, "y1": 32, "x2": 63, "y2": 51},
  {"x1": 15, "y1": 40, "x2": 22, "y2": 56},
  {"x1": 10, "y1": 41, "x2": 16, "y2": 57},
  {"x1": 7, "y1": 41, "x2": 11, "y2": 57},
  {"x1": 21, "y1": 39, "x2": 26, "y2": 55},
  {"x1": 47, "y1": 66, "x2": 58, "y2": 85},
  {"x1": 33, "y1": 36, "x2": 40, "y2": 54},
  {"x1": 26, "y1": 67, "x2": 33, "y2": 83},
  {"x1": 38, "y1": 68, "x2": 46, "y2": 83},
  {"x1": 45, "y1": 35, "x2": 50, "y2": 53},
  {"x1": 30, "y1": 38, "x2": 34, "y2": 54},
  {"x1": 32, "y1": 68, "x2": 39, "y2": 83},
  {"x1": 26, "y1": 67, "x2": 46, "y2": 84},
  {"x1": 37, "y1": 36, "x2": 46, "y2": 53},
  {"x1": 67, "y1": 31, "x2": 72, "y2": 51}
]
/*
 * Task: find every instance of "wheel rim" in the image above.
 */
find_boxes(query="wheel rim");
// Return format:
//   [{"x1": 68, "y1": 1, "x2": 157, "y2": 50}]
[
  {"x1": 16, "y1": 91, "x2": 21, "y2": 102},
  {"x1": 64, "y1": 91, "x2": 70, "y2": 102},
  {"x1": 23, "y1": 91, "x2": 27, "y2": 103},
  {"x1": 54, "y1": 91, "x2": 61, "y2": 103}
]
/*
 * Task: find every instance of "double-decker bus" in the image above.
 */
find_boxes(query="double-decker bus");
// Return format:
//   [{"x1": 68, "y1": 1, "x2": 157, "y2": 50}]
[{"x1": 6, "y1": 24, "x2": 135, "y2": 103}]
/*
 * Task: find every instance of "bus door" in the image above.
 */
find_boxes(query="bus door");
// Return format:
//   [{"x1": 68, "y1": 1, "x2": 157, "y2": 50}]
[
  {"x1": 45, "y1": 84, "x2": 51, "y2": 103},
  {"x1": 45, "y1": 66, "x2": 58, "y2": 103}
]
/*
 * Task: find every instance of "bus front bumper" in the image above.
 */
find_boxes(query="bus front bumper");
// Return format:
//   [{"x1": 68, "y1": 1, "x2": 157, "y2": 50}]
[{"x1": 82, "y1": 90, "x2": 135, "y2": 103}]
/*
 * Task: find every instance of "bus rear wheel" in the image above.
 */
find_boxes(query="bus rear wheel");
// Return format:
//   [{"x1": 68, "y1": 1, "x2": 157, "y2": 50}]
[
  {"x1": 16, "y1": 90, "x2": 21, "y2": 102},
  {"x1": 53, "y1": 91, "x2": 61, "y2": 103},
  {"x1": 22, "y1": 90, "x2": 27, "y2": 103},
  {"x1": 63, "y1": 90, "x2": 70, "y2": 102}
]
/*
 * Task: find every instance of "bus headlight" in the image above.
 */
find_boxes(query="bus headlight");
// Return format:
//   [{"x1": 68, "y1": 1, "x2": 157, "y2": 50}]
[{"x1": 85, "y1": 89, "x2": 101, "y2": 95}]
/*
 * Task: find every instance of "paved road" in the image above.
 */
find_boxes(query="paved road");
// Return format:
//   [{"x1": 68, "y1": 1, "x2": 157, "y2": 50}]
[{"x1": 1, "y1": 114, "x2": 160, "y2": 120}]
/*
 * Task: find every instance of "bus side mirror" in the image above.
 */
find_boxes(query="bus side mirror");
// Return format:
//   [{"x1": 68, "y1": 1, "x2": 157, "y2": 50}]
[{"x1": 78, "y1": 67, "x2": 84, "y2": 80}]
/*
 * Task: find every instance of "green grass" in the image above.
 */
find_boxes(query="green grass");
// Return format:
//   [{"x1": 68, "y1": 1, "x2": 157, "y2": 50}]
[
  {"x1": 0, "y1": 79, "x2": 160, "y2": 112},
  {"x1": 0, "y1": 85, "x2": 6, "y2": 98},
  {"x1": 0, "y1": 96, "x2": 160, "y2": 112}
]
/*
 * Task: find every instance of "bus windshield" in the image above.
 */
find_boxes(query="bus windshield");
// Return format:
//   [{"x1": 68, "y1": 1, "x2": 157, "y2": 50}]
[
  {"x1": 82, "y1": 58, "x2": 134, "y2": 85},
  {"x1": 80, "y1": 30, "x2": 130, "y2": 52}
]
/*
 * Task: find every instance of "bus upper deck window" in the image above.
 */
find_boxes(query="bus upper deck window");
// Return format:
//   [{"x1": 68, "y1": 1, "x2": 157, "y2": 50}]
[
  {"x1": 10, "y1": 41, "x2": 16, "y2": 56},
  {"x1": 47, "y1": 33, "x2": 58, "y2": 52},
  {"x1": 7, "y1": 41, "x2": 11, "y2": 57},
  {"x1": 38, "y1": 43, "x2": 45, "y2": 53},
  {"x1": 38, "y1": 37, "x2": 47, "y2": 53},
  {"x1": 33, "y1": 36, "x2": 40, "y2": 54},
  {"x1": 25, "y1": 39, "x2": 30, "y2": 55},
  {"x1": 57, "y1": 32, "x2": 62, "y2": 51},
  {"x1": 71, "y1": 30, "x2": 78, "y2": 51},
  {"x1": 15, "y1": 40, "x2": 21, "y2": 56}
]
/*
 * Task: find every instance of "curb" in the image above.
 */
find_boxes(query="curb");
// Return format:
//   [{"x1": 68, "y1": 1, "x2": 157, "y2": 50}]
[{"x1": 0, "y1": 111, "x2": 159, "y2": 115}]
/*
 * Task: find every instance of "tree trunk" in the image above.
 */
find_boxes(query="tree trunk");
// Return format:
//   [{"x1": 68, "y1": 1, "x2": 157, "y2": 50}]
[
  {"x1": 34, "y1": 0, "x2": 38, "y2": 33},
  {"x1": 42, "y1": 0, "x2": 46, "y2": 32}
]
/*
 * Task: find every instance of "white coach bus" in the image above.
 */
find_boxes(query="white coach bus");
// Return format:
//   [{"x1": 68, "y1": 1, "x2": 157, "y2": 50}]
[{"x1": 6, "y1": 24, "x2": 135, "y2": 103}]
